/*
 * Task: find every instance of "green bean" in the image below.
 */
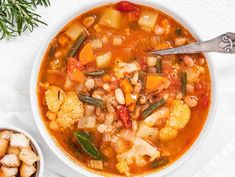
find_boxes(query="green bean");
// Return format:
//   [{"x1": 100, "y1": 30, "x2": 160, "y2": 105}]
[
  {"x1": 78, "y1": 93, "x2": 105, "y2": 109},
  {"x1": 156, "y1": 56, "x2": 162, "y2": 74},
  {"x1": 48, "y1": 45, "x2": 56, "y2": 58},
  {"x1": 85, "y1": 70, "x2": 105, "y2": 76},
  {"x1": 68, "y1": 32, "x2": 87, "y2": 57},
  {"x1": 151, "y1": 156, "x2": 169, "y2": 168},
  {"x1": 142, "y1": 98, "x2": 166, "y2": 118},
  {"x1": 180, "y1": 72, "x2": 187, "y2": 96}
]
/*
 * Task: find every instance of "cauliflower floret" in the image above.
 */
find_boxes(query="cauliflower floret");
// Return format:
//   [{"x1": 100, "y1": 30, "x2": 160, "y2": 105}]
[
  {"x1": 116, "y1": 137, "x2": 160, "y2": 167},
  {"x1": 159, "y1": 99, "x2": 191, "y2": 142},
  {"x1": 114, "y1": 61, "x2": 140, "y2": 79},
  {"x1": 143, "y1": 107, "x2": 170, "y2": 127},
  {"x1": 45, "y1": 86, "x2": 65, "y2": 112},
  {"x1": 159, "y1": 126, "x2": 178, "y2": 142},
  {"x1": 45, "y1": 86, "x2": 84, "y2": 130},
  {"x1": 168, "y1": 99, "x2": 191, "y2": 129},
  {"x1": 116, "y1": 161, "x2": 131, "y2": 177},
  {"x1": 56, "y1": 92, "x2": 84, "y2": 129}
]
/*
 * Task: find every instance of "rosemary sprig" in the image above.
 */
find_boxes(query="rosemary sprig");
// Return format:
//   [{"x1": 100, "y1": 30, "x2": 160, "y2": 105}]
[{"x1": 0, "y1": 0, "x2": 50, "y2": 40}]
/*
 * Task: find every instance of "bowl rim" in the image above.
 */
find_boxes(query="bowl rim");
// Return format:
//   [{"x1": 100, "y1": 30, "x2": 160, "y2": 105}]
[
  {"x1": 30, "y1": 0, "x2": 217, "y2": 176},
  {"x1": 0, "y1": 125, "x2": 45, "y2": 177}
]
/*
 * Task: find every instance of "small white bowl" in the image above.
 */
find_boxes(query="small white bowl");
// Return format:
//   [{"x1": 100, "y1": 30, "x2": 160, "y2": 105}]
[
  {"x1": 0, "y1": 126, "x2": 44, "y2": 177},
  {"x1": 30, "y1": 0, "x2": 217, "y2": 176}
]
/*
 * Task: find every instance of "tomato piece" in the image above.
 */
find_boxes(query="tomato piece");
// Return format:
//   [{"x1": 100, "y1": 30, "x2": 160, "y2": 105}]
[
  {"x1": 67, "y1": 57, "x2": 85, "y2": 83},
  {"x1": 200, "y1": 94, "x2": 210, "y2": 108},
  {"x1": 167, "y1": 73, "x2": 181, "y2": 93},
  {"x1": 116, "y1": 105, "x2": 132, "y2": 128},
  {"x1": 138, "y1": 57, "x2": 147, "y2": 71},
  {"x1": 195, "y1": 81, "x2": 207, "y2": 95},
  {"x1": 116, "y1": 1, "x2": 136, "y2": 12}
]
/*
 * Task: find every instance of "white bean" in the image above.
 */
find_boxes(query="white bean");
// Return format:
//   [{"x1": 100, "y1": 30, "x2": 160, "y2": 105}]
[
  {"x1": 184, "y1": 96, "x2": 198, "y2": 107},
  {"x1": 175, "y1": 37, "x2": 187, "y2": 46},
  {"x1": 154, "y1": 25, "x2": 165, "y2": 35},
  {"x1": 198, "y1": 57, "x2": 205, "y2": 65},
  {"x1": 115, "y1": 88, "x2": 125, "y2": 105},
  {"x1": 85, "y1": 79, "x2": 95, "y2": 90},
  {"x1": 103, "y1": 83, "x2": 111, "y2": 91},
  {"x1": 183, "y1": 55, "x2": 194, "y2": 67},
  {"x1": 83, "y1": 16, "x2": 95, "y2": 28}
]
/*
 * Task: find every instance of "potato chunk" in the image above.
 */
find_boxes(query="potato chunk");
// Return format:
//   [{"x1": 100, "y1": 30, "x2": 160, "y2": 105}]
[
  {"x1": 138, "y1": 11, "x2": 158, "y2": 31},
  {"x1": 0, "y1": 154, "x2": 20, "y2": 167},
  {"x1": 96, "y1": 52, "x2": 112, "y2": 69},
  {"x1": 0, "y1": 166, "x2": 18, "y2": 177},
  {"x1": 0, "y1": 138, "x2": 8, "y2": 158},
  {"x1": 99, "y1": 8, "x2": 122, "y2": 28},
  {"x1": 20, "y1": 163, "x2": 36, "y2": 177},
  {"x1": 19, "y1": 148, "x2": 38, "y2": 166},
  {"x1": 65, "y1": 23, "x2": 84, "y2": 41},
  {"x1": 10, "y1": 133, "x2": 30, "y2": 148}
]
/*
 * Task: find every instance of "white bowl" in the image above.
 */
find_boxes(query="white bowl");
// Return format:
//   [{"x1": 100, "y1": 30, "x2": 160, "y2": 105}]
[
  {"x1": 30, "y1": 0, "x2": 217, "y2": 176},
  {"x1": 0, "y1": 126, "x2": 44, "y2": 177}
]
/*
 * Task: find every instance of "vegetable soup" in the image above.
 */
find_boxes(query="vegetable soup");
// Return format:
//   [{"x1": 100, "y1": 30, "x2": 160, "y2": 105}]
[{"x1": 37, "y1": 1, "x2": 211, "y2": 176}]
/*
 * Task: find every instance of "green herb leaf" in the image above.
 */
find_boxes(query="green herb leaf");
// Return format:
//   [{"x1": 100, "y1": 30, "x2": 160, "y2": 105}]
[
  {"x1": 74, "y1": 131, "x2": 103, "y2": 160},
  {"x1": 142, "y1": 98, "x2": 166, "y2": 118},
  {"x1": 0, "y1": 0, "x2": 51, "y2": 40},
  {"x1": 151, "y1": 156, "x2": 169, "y2": 168}
]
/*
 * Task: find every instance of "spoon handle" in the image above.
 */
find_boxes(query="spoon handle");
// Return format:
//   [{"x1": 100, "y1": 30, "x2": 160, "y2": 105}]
[{"x1": 149, "y1": 32, "x2": 235, "y2": 55}]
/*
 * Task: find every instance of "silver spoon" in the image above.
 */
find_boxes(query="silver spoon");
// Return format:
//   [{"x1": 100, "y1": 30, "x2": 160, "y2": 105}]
[{"x1": 149, "y1": 32, "x2": 235, "y2": 55}]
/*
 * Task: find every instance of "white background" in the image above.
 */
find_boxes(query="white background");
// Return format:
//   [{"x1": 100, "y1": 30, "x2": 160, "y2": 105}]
[{"x1": 0, "y1": 0, "x2": 235, "y2": 176}]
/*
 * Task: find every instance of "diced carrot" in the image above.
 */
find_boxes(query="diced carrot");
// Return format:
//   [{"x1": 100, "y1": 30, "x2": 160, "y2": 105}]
[
  {"x1": 125, "y1": 93, "x2": 138, "y2": 107},
  {"x1": 125, "y1": 93, "x2": 133, "y2": 106},
  {"x1": 102, "y1": 74, "x2": 112, "y2": 82},
  {"x1": 146, "y1": 74, "x2": 169, "y2": 94},
  {"x1": 128, "y1": 102, "x2": 136, "y2": 112},
  {"x1": 79, "y1": 43, "x2": 95, "y2": 65},
  {"x1": 120, "y1": 78, "x2": 133, "y2": 93}
]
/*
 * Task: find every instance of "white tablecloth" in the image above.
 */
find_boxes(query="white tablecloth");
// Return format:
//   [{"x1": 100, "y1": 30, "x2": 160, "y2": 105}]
[{"x1": 0, "y1": 0, "x2": 235, "y2": 176}]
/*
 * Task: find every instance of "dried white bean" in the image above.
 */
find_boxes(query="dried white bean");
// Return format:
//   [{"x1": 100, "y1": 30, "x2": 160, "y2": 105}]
[{"x1": 115, "y1": 88, "x2": 125, "y2": 105}]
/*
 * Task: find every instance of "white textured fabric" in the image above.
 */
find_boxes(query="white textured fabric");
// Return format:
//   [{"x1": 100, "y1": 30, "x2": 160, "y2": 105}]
[{"x1": 0, "y1": 0, "x2": 235, "y2": 177}]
